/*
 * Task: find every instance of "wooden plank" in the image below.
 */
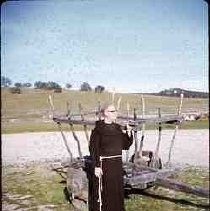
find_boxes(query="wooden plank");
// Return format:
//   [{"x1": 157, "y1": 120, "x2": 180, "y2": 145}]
[
  {"x1": 118, "y1": 114, "x2": 183, "y2": 123},
  {"x1": 53, "y1": 117, "x2": 96, "y2": 126},
  {"x1": 53, "y1": 114, "x2": 183, "y2": 127},
  {"x1": 124, "y1": 169, "x2": 175, "y2": 185},
  {"x1": 156, "y1": 178, "x2": 209, "y2": 198},
  {"x1": 127, "y1": 115, "x2": 183, "y2": 125}
]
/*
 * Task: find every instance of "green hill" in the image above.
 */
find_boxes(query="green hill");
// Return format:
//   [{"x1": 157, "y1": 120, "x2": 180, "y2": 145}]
[
  {"x1": 1, "y1": 88, "x2": 209, "y2": 133},
  {"x1": 155, "y1": 88, "x2": 209, "y2": 98}
]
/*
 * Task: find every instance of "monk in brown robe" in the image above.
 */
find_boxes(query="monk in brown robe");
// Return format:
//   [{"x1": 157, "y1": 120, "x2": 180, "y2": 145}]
[{"x1": 89, "y1": 104, "x2": 133, "y2": 211}]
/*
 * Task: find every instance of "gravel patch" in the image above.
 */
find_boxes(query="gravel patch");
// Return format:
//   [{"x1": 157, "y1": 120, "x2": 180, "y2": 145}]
[{"x1": 2, "y1": 130, "x2": 209, "y2": 167}]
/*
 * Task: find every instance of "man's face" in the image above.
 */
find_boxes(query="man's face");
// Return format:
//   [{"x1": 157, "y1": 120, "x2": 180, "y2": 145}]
[{"x1": 105, "y1": 105, "x2": 117, "y2": 121}]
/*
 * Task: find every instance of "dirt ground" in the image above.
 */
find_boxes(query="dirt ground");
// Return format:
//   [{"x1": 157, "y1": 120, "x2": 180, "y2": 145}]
[{"x1": 2, "y1": 129, "x2": 209, "y2": 167}]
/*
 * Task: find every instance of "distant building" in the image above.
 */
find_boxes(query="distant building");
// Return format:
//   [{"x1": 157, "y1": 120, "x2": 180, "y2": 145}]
[
  {"x1": 183, "y1": 113, "x2": 199, "y2": 121},
  {"x1": 183, "y1": 112, "x2": 209, "y2": 121}
]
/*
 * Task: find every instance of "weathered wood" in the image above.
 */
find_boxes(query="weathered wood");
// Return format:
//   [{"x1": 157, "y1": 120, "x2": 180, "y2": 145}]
[
  {"x1": 57, "y1": 123, "x2": 73, "y2": 161},
  {"x1": 50, "y1": 96, "x2": 209, "y2": 200},
  {"x1": 65, "y1": 102, "x2": 83, "y2": 159},
  {"x1": 125, "y1": 102, "x2": 130, "y2": 163},
  {"x1": 78, "y1": 103, "x2": 90, "y2": 143},
  {"x1": 53, "y1": 158, "x2": 209, "y2": 199},
  {"x1": 133, "y1": 108, "x2": 138, "y2": 160},
  {"x1": 53, "y1": 117, "x2": 96, "y2": 126},
  {"x1": 138, "y1": 94, "x2": 145, "y2": 158},
  {"x1": 125, "y1": 169, "x2": 209, "y2": 198},
  {"x1": 166, "y1": 93, "x2": 184, "y2": 166},
  {"x1": 53, "y1": 114, "x2": 184, "y2": 127},
  {"x1": 117, "y1": 97, "x2": 122, "y2": 110},
  {"x1": 67, "y1": 111, "x2": 98, "y2": 117},
  {"x1": 69, "y1": 123, "x2": 83, "y2": 159},
  {"x1": 124, "y1": 169, "x2": 176, "y2": 185},
  {"x1": 150, "y1": 108, "x2": 162, "y2": 169},
  {"x1": 127, "y1": 115, "x2": 183, "y2": 125},
  {"x1": 156, "y1": 178, "x2": 209, "y2": 198}
]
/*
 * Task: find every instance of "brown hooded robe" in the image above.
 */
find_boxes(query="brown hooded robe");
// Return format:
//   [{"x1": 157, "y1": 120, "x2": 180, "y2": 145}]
[{"x1": 88, "y1": 120, "x2": 133, "y2": 211}]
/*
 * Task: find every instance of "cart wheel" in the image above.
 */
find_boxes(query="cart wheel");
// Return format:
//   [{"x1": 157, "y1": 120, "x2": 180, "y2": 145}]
[
  {"x1": 130, "y1": 151, "x2": 162, "y2": 169},
  {"x1": 149, "y1": 157, "x2": 162, "y2": 169}
]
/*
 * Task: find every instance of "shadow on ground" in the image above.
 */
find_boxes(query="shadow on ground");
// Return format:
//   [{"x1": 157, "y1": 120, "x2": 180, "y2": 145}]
[{"x1": 125, "y1": 188, "x2": 209, "y2": 210}]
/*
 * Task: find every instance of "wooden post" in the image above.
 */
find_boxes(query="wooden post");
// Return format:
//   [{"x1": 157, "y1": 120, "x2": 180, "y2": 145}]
[
  {"x1": 57, "y1": 123, "x2": 73, "y2": 161},
  {"x1": 151, "y1": 108, "x2": 162, "y2": 168},
  {"x1": 126, "y1": 102, "x2": 130, "y2": 163},
  {"x1": 111, "y1": 87, "x2": 116, "y2": 104},
  {"x1": 66, "y1": 102, "x2": 83, "y2": 159},
  {"x1": 78, "y1": 103, "x2": 89, "y2": 144},
  {"x1": 69, "y1": 123, "x2": 83, "y2": 159},
  {"x1": 138, "y1": 94, "x2": 145, "y2": 157},
  {"x1": 117, "y1": 97, "x2": 122, "y2": 111},
  {"x1": 48, "y1": 95, "x2": 55, "y2": 117},
  {"x1": 167, "y1": 93, "x2": 184, "y2": 166},
  {"x1": 49, "y1": 97, "x2": 74, "y2": 161},
  {"x1": 133, "y1": 108, "x2": 138, "y2": 160}
]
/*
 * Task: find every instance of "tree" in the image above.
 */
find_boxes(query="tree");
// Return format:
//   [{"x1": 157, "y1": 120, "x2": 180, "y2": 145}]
[
  {"x1": 80, "y1": 82, "x2": 92, "y2": 91},
  {"x1": 14, "y1": 82, "x2": 22, "y2": 88},
  {"x1": 23, "y1": 83, "x2": 32, "y2": 88},
  {"x1": 34, "y1": 81, "x2": 62, "y2": 91},
  {"x1": 34, "y1": 81, "x2": 44, "y2": 89},
  {"x1": 66, "y1": 83, "x2": 72, "y2": 89},
  {"x1": 34, "y1": 81, "x2": 47, "y2": 89},
  {"x1": 1, "y1": 76, "x2": 12, "y2": 87},
  {"x1": 95, "y1": 85, "x2": 105, "y2": 93},
  {"x1": 47, "y1": 81, "x2": 61, "y2": 90}
]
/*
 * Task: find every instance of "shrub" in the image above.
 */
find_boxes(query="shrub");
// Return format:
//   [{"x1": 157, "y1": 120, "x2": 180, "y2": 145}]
[
  {"x1": 54, "y1": 88, "x2": 62, "y2": 93},
  {"x1": 95, "y1": 85, "x2": 105, "y2": 93},
  {"x1": 80, "y1": 82, "x2": 92, "y2": 91},
  {"x1": 9, "y1": 87, "x2": 21, "y2": 94}
]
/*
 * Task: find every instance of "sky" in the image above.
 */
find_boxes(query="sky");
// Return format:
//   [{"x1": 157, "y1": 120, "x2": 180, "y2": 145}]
[{"x1": 1, "y1": 0, "x2": 208, "y2": 93}]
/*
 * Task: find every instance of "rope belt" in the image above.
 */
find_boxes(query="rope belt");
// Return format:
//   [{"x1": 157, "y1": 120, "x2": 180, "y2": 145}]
[{"x1": 97, "y1": 154, "x2": 122, "y2": 211}]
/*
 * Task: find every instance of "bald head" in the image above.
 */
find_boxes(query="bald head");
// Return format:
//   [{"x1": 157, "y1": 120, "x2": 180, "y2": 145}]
[{"x1": 102, "y1": 104, "x2": 117, "y2": 123}]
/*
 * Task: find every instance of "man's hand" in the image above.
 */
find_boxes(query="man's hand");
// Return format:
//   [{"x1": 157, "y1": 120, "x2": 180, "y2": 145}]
[
  {"x1": 95, "y1": 167, "x2": 103, "y2": 177},
  {"x1": 126, "y1": 123, "x2": 132, "y2": 132}
]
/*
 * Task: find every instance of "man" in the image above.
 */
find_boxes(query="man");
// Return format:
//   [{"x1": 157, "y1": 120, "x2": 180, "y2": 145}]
[{"x1": 89, "y1": 104, "x2": 133, "y2": 211}]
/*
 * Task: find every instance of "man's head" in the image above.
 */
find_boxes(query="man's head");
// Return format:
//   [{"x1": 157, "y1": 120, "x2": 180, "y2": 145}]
[{"x1": 101, "y1": 104, "x2": 117, "y2": 123}]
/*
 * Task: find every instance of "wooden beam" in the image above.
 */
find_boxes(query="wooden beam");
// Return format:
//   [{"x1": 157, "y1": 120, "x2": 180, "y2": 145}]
[
  {"x1": 53, "y1": 117, "x2": 96, "y2": 126},
  {"x1": 124, "y1": 169, "x2": 176, "y2": 185},
  {"x1": 156, "y1": 178, "x2": 209, "y2": 198},
  {"x1": 52, "y1": 114, "x2": 184, "y2": 127}
]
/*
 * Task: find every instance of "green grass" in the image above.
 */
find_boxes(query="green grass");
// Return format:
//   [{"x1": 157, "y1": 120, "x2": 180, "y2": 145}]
[
  {"x1": 2, "y1": 119, "x2": 209, "y2": 134},
  {"x1": 179, "y1": 119, "x2": 209, "y2": 130},
  {"x1": 2, "y1": 164, "x2": 74, "y2": 210},
  {"x1": 125, "y1": 166, "x2": 209, "y2": 211},
  {"x1": 2, "y1": 164, "x2": 209, "y2": 211},
  {"x1": 1, "y1": 121, "x2": 91, "y2": 134},
  {"x1": 1, "y1": 88, "x2": 209, "y2": 133}
]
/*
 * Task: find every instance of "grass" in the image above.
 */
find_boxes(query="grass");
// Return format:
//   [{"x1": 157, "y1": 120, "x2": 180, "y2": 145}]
[
  {"x1": 2, "y1": 164, "x2": 209, "y2": 211},
  {"x1": 1, "y1": 119, "x2": 209, "y2": 134},
  {"x1": 125, "y1": 166, "x2": 209, "y2": 211},
  {"x1": 1, "y1": 88, "x2": 209, "y2": 134},
  {"x1": 2, "y1": 164, "x2": 74, "y2": 210},
  {"x1": 179, "y1": 119, "x2": 209, "y2": 130}
]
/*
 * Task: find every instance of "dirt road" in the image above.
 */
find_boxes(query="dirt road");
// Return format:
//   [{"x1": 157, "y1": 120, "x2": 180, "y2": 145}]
[{"x1": 2, "y1": 129, "x2": 209, "y2": 167}]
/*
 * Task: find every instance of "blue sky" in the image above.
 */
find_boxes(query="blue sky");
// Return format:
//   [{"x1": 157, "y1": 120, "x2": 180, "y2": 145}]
[{"x1": 1, "y1": 0, "x2": 208, "y2": 93}]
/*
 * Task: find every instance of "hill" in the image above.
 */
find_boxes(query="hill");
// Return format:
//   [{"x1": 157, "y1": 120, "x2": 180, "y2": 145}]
[
  {"x1": 153, "y1": 88, "x2": 209, "y2": 98},
  {"x1": 1, "y1": 88, "x2": 209, "y2": 133}
]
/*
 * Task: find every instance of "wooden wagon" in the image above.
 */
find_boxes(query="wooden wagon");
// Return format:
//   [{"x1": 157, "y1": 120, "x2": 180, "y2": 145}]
[{"x1": 48, "y1": 94, "x2": 209, "y2": 210}]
